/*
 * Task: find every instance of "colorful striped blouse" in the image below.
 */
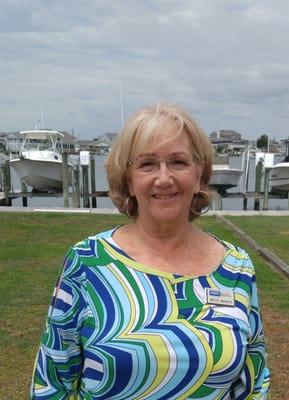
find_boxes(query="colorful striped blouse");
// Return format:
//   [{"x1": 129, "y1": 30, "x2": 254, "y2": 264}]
[{"x1": 31, "y1": 228, "x2": 270, "y2": 399}]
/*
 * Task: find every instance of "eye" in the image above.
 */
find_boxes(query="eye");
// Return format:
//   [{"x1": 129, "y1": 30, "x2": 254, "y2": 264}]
[
  {"x1": 137, "y1": 158, "x2": 158, "y2": 171},
  {"x1": 169, "y1": 159, "x2": 191, "y2": 169}
]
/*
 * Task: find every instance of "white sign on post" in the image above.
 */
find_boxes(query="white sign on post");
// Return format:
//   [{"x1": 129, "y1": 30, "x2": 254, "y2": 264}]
[
  {"x1": 80, "y1": 151, "x2": 90, "y2": 166},
  {"x1": 255, "y1": 152, "x2": 274, "y2": 168}
]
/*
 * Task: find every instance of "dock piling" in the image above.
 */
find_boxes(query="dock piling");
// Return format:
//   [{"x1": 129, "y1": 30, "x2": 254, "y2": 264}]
[
  {"x1": 82, "y1": 165, "x2": 90, "y2": 208},
  {"x1": 21, "y1": 181, "x2": 28, "y2": 207},
  {"x1": 3, "y1": 160, "x2": 12, "y2": 206},
  {"x1": 90, "y1": 156, "x2": 97, "y2": 208},
  {"x1": 62, "y1": 152, "x2": 69, "y2": 208},
  {"x1": 72, "y1": 165, "x2": 80, "y2": 208},
  {"x1": 254, "y1": 159, "x2": 263, "y2": 210},
  {"x1": 263, "y1": 168, "x2": 270, "y2": 211}
]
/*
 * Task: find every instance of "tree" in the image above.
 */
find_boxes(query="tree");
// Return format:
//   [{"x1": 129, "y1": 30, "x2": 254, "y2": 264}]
[{"x1": 256, "y1": 134, "x2": 268, "y2": 150}]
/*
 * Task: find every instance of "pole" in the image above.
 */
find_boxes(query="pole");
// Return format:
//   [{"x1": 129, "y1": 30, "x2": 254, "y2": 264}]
[
  {"x1": 242, "y1": 149, "x2": 250, "y2": 210},
  {"x1": 263, "y1": 168, "x2": 270, "y2": 211},
  {"x1": 72, "y1": 165, "x2": 80, "y2": 208},
  {"x1": 90, "y1": 156, "x2": 97, "y2": 208},
  {"x1": 21, "y1": 181, "x2": 28, "y2": 207},
  {"x1": 82, "y1": 165, "x2": 90, "y2": 208},
  {"x1": 3, "y1": 160, "x2": 12, "y2": 206},
  {"x1": 62, "y1": 152, "x2": 69, "y2": 208},
  {"x1": 211, "y1": 191, "x2": 222, "y2": 210},
  {"x1": 254, "y1": 159, "x2": 263, "y2": 210}
]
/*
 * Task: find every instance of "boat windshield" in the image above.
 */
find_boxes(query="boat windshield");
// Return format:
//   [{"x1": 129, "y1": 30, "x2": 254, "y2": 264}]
[{"x1": 23, "y1": 136, "x2": 55, "y2": 151}]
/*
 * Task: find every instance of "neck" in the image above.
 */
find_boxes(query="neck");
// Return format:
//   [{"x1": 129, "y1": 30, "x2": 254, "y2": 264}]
[{"x1": 132, "y1": 216, "x2": 194, "y2": 244}]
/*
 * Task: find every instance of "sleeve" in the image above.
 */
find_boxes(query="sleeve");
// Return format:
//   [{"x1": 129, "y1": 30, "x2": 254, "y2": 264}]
[
  {"x1": 30, "y1": 247, "x2": 86, "y2": 399},
  {"x1": 230, "y1": 254, "x2": 270, "y2": 399}
]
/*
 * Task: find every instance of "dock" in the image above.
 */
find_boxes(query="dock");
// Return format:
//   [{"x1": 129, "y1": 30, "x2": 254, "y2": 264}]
[{"x1": 1, "y1": 151, "x2": 289, "y2": 210}]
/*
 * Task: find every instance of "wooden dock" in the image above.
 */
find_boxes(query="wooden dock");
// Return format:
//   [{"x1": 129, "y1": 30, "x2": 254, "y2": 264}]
[{"x1": 1, "y1": 152, "x2": 289, "y2": 210}]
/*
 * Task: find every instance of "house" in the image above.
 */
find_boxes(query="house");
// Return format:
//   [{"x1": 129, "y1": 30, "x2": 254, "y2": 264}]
[
  {"x1": 93, "y1": 132, "x2": 119, "y2": 154},
  {"x1": 5, "y1": 131, "x2": 23, "y2": 154},
  {"x1": 58, "y1": 130, "x2": 76, "y2": 151},
  {"x1": 209, "y1": 130, "x2": 249, "y2": 155}
]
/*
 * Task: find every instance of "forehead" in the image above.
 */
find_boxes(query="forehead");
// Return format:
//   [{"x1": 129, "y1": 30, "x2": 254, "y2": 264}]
[{"x1": 132, "y1": 127, "x2": 192, "y2": 158}]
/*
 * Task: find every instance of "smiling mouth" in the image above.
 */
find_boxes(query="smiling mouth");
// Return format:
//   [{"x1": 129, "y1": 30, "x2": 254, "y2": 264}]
[{"x1": 152, "y1": 193, "x2": 179, "y2": 200}]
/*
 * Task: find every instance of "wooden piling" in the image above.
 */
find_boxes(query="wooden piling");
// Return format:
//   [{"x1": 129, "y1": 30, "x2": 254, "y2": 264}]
[
  {"x1": 21, "y1": 181, "x2": 28, "y2": 207},
  {"x1": 242, "y1": 149, "x2": 250, "y2": 211},
  {"x1": 210, "y1": 191, "x2": 222, "y2": 210},
  {"x1": 62, "y1": 152, "x2": 69, "y2": 208},
  {"x1": 90, "y1": 156, "x2": 97, "y2": 208},
  {"x1": 3, "y1": 160, "x2": 12, "y2": 206},
  {"x1": 254, "y1": 159, "x2": 263, "y2": 210},
  {"x1": 72, "y1": 165, "x2": 80, "y2": 208},
  {"x1": 263, "y1": 168, "x2": 270, "y2": 211},
  {"x1": 82, "y1": 165, "x2": 90, "y2": 208}
]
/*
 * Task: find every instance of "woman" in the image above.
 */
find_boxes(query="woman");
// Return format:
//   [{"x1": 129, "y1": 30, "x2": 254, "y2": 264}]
[{"x1": 31, "y1": 104, "x2": 270, "y2": 399}]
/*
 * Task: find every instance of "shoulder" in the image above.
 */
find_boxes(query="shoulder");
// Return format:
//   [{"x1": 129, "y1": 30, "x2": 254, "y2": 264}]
[
  {"x1": 61, "y1": 227, "x2": 117, "y2": 274},
  {"x1": 72, "y1": 227, "x2": 117, "y2": 250},
  {"x1": 219, "y1": 239, "x2": 256, "y2": 275}
]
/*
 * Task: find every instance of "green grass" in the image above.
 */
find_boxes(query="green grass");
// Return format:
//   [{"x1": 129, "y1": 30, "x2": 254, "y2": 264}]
[
  {"x1": 227, "y1": 216, "x2": 289, "y2": 264},
  {"x1": 0, "y1": 212, "x2": 288, "y2": 398},
  {"x1": 199, "y1": 216, "x2": 289, "y2": 314}
]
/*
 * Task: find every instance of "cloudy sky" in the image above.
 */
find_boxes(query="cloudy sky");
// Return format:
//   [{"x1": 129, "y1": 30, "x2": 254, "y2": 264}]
[{"x1": 1, "y1": 0, "x2": 289, "y2": 141}]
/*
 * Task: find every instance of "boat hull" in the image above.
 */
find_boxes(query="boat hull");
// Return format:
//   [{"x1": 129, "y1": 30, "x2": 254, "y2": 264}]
[
  {"x1": 9, "y1": 158, "x2": 71, "y2": 192},
  {"x1": 209, "y1": 167, "x2": 243, "y2": 193},
  {"x1": 269, "y1": 162, "x2": 289, "y2": 192}
]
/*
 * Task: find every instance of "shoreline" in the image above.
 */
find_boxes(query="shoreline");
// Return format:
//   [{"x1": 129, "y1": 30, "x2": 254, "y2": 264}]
[{"x1": 1, "y1": 206, "x2": 289, "y2": 216}]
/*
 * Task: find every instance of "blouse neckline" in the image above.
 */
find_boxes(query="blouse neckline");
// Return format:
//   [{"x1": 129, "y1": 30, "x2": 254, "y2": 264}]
[{"x1": 98, "y1": 230, "x2": 234, "y2": 284}]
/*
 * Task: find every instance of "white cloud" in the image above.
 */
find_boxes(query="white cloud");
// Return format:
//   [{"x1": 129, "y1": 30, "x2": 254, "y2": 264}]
[{"x1": 0, "y1": 0, "x2": 289, "y2": 139}]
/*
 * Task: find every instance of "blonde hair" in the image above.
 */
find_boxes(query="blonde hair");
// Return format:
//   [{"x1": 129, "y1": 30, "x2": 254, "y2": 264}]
[{"x1": 106, "y1": 103, "x2": 213, "y2": 220}]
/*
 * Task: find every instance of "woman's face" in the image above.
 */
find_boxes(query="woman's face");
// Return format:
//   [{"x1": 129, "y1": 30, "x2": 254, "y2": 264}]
[{"x1": 127, "y1": 129, "x2": 203, "y2": 225}]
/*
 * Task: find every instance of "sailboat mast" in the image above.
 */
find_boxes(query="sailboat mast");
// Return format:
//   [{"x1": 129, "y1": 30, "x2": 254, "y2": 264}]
[
  {"x1": 40, "y1": 102, "x2": 45, "y2": 129},
  {"x1": 119, "y1": 81, "x2": 124, "y2": 129}
]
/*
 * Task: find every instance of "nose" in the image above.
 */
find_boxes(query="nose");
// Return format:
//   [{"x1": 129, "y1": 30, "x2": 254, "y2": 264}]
[{"x1": 154, "y1": 161, "x2": 173, "y2": 185}]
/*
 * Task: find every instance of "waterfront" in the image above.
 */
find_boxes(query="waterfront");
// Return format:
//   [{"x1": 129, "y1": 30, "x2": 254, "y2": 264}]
[{"x1": 4, "y1": 154, "x2": 289, "y2": 211}]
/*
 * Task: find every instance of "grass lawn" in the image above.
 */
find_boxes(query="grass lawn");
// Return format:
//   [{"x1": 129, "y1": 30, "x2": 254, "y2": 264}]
[
  {"x1": 227, "y1": 215, "x2": 289, "y2": 265},
  {"x1": 0, "y1": 212, "x2": 288, "y2": 399}
]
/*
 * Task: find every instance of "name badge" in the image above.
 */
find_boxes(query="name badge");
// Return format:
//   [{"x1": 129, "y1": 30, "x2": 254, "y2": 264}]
[{"x1": 205, "y1": 288, "x2": 235, "y2": 306}]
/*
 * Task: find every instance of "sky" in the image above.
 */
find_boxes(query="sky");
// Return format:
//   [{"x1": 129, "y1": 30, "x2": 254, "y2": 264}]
[{"x1": 1, "y1": 0, "x2": 289, "y2": 141}]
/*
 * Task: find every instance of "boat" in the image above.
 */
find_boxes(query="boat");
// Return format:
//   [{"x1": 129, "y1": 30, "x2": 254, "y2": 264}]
[
  {"x1": 209, "y1": 154, "x2": 243, "y2": 195},
  {"x1": 269, "y1": 139, "x2": 289, "y2": 193},
  {"x1": 9, "y1": 129, "x2": 73, "y2": 192}
]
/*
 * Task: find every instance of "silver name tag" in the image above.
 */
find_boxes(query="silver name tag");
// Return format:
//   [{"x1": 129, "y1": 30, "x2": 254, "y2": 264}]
[{"x1": 206, "y1": 288, "x2": 235, "y2": 306}]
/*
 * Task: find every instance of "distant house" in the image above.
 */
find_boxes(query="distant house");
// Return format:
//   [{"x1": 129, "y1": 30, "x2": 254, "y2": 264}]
[
  {"x1": 75, "y1": 132, "x2": 118, "y2": 154},
  {"x1": 75, "y1": 139, "x2": 101, "y2": 153},
  {"x1": 93, "y1": 132, "x2": 119, "y2": 154},
  {"x1": 58, "y1": 130, "x2": 76, "y2": 151},
  {"x1": 5, "y1": 132, "x2": 23, "y2": 153},
  {"x1": 209, "y1": 130, "x2": 249, "y2": 155},
  {"x1": 0, "y1": 132, "x2": 7, "y2": 153}
]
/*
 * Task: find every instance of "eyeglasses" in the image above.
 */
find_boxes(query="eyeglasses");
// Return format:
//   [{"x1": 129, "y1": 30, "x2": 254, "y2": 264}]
[{"x1": 127, "y1": 156, "x2": 199, "y2": 174}]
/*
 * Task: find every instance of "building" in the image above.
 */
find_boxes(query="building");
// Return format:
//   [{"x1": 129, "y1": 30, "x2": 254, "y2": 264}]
[
  {"x1": 93, "y1": 132, "x2": 119, "y2": 154},
  {"x1": 209, "y1": 130, "x2": 249, "y2": 155},
  {"x1": 3, "y1": 131, "x2": 23, "y2": 153}
]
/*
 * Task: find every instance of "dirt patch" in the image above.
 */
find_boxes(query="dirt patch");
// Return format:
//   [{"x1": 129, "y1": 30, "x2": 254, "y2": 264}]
[{"x1": 262, "y1": 306, "x2": 289, "y2": 399}]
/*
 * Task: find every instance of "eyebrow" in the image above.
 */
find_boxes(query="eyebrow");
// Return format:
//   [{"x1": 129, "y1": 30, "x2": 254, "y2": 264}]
[{"x1": 136, "y1": 151, "x2": 191, "y2": 158}]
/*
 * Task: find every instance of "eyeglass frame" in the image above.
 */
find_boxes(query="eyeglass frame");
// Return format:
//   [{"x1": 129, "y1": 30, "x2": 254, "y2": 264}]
[{"x1": 127, "y1": 155, "x2": 200, "y2": 174}]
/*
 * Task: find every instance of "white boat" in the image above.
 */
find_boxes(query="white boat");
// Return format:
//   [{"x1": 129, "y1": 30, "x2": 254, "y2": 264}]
[
  {"x1": 9, "y1": 130, "x2": 73, "y2": 192},
  {"x1": 269, "y1": 139, "x2": 289, "y2": 193},
  {"x1": 269, "y1": 162, "x2": 289, "y2": 192},
  {"x1": 209, "y1": 155, "x2": 243, "y2": 194}
]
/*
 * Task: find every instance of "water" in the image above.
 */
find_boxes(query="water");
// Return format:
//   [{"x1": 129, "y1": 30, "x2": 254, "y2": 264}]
[{"x1": 6, "y1": 154, "x2": 289, "y2": 211}]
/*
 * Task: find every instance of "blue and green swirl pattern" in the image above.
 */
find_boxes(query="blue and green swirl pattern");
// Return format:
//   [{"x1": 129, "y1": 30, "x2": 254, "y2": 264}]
[{"x1": 31, "y1": 229, "x2": 270, "y2": 399}]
